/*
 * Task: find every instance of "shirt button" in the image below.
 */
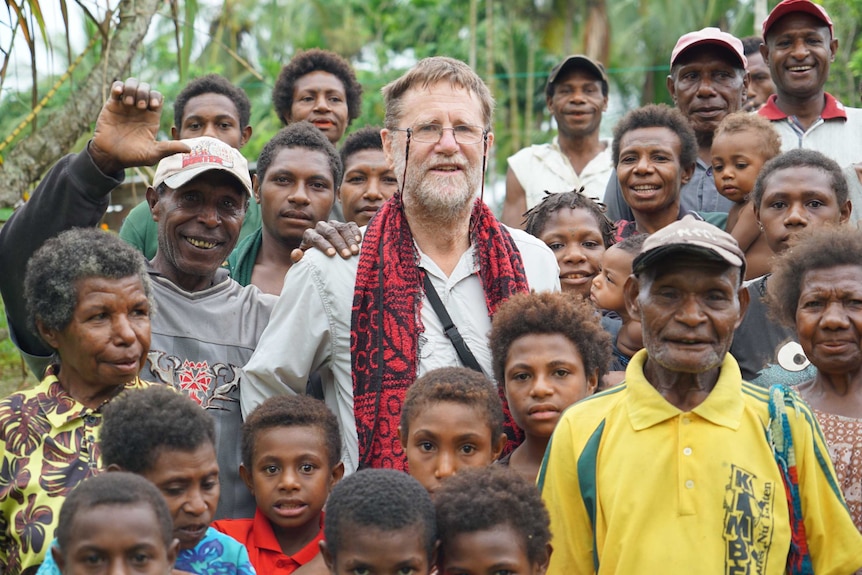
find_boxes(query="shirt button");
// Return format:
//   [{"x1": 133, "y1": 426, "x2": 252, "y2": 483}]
[
  {"x1": 683, "y1": 447, "x2": 692, "y2": 456},
  {"x1": 682, "y1": 417, "x2": 691, "y2": 425},
  {"x1": 685, "y1": 480, "x2": 695, "y2": 489},
  {"x1": 85, "y1": 415, "x2": 98, "y2": 425}
]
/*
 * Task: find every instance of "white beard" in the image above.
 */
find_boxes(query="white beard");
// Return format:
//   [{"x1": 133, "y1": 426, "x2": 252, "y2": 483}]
[{"x1": 394, "y1": 147, "x2": 482, "y2": 223}]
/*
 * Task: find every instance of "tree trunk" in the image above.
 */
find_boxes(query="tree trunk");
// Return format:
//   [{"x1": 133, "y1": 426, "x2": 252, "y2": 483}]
[{"x1": 0, "y1": 0, "x2": 163, "y2": 208}]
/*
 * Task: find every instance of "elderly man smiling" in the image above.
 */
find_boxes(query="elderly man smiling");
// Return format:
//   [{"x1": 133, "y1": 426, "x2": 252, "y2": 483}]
[{"x1": 540, "y1": 216, "x2": 862, "y2": 574}]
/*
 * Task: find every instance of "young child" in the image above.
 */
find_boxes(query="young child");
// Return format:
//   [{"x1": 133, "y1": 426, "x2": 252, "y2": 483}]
[
  {"x1": 434, "y1": 467, "x2": 551, "y2": 575},
  {"x1": 711, "y1": 111, "x2": 782, "y2": 280},
  {"x1": 52, "y1": 472, "x2": 178, "y2": 575},
  {"x1": 398, "y1": 367, "x2": 507, "y2": 494},
  {"x1": 320, "y1": 469, "x2": 437, "y2": 575},
  {"x1": 38, "y1": 386, "x2": 255, "y2": 575},
  {"x1": 524, "y1": 189, "x2": 616, "y2": 299},
  {"x1": 489, "y1": 292, "x2": 611, "y2": 483},
  {"x1": 590, "y1": 234, "x2": 647, "y2": 383},
  {"x1": 212, "y1": 395, "x2": 344, "y2": 574},
  {"x1": 338, "y1": 126, "x2": 398, "y2": 227}
]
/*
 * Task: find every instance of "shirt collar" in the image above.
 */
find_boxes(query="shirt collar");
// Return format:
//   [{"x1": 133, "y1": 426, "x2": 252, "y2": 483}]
[
  {"x1": 251, "y1": 509, "x2": 325, "y2": 563},
  {"x1": 757, "y1": 93, "x2": 847, "y2": 121},
  {"x1": 625, "y1": 350, "x2": 744, "y2": 430}
]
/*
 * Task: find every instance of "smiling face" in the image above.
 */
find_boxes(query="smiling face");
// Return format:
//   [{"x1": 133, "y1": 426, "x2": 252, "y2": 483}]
[
  {"x1": 147, "y1": 171, "x2": 247, "y2": 292},
  {"x1": 240, "y1": 425, "x2": 342, "y2": 555},
  {"x1": 504, "y1": 333, "x2": 597, "y2": 442},
  {"x1": 755, "y1": 166, "x2": 850, "y2": 254},
  {"x1": 174, "y1": 93, "x2": 250, "y2": 149},
  {"x1": 141, "y1": 443, "x2": 220, "y2": 551},
  {"x1": 617, "y1": 126, "x2": 693, "y2": 217},
  {"x1": 547, "y1": 68, "x2": 607, "y2": 139},
  {"x1": 383, "y1": 82, "x2": 493, "y2": 222},
  {"x1": 54, "y1": 503, "x2": 177, "y2": 575},
  {"x1": 795, "y1": 265, "x2": 862, "y2": 376},
  {"x1": 537, "y1": 207, "x2": 606, "y2": 298},
  {"x1": 398, "y1": 400, "x2": 504, "y2": 494},
  {"x1": 339, "y1": 148, "x2": 398, "y2": 226},
  {"x1": 39, "y1": 276, "x2": 151, "y2": 405},
  {"x1": 626, "y1": 256, "x2": 747, "y2": 376},
  {"x1": 440, "y1": 524, "x2": 548, "y2": 575},
  {"x1": 763, "y1": 13, "x2": 837, "y2": 101},
  {"x1": 591, "y1": 245, "x2": 634, "y2": 313},
  {"x1": 711, "y1": 129, "x2": 770, "y2": 203},
  {"x1": 255, "y1": 146, "x2": 335, "y2": 249},
  {"x1": 288, "y1": 71, "x2": 349, "y2": 144},
  {"x1": 322, "y1": 524, "x2": 432, "y2": 575},
  {"x1": 668, "y1": 47, "x2": 747, "y2": 137}
]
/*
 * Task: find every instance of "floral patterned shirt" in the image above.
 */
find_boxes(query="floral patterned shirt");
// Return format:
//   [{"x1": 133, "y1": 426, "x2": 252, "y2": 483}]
[{"x1": 0, "y1": 372, "x2": 151, "y2": 575}]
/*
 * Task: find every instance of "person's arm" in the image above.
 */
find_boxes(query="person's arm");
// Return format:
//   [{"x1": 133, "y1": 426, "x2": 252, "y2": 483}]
[
  {"x1": 727, "y1": 203, "x2": 760, "y2": 252},
  {"x1": 0, "y1": 78, "x2": 188, "y2": 364},
  {"x1": 502, "y1": 167, "x2": 528, "y2": 229},
  {"x1": 539, "y1": 412, "x2": 597, "y2": 575}
]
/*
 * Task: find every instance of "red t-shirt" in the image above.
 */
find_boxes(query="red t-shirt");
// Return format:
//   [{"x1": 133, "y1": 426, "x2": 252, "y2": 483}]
[{"x1": 212, "y1": 510, "x2": 324, "y2": 575}]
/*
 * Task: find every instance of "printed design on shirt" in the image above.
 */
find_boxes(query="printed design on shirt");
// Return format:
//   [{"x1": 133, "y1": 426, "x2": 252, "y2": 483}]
[
  {"x1": 752, "y1": 341, "x2": 817, "y2": 388},
  {"x1": 723, "y1": 464, "x2": 775, "y2": 574},
  {"x1": 146, "y1": 352, "x2": 240, "y2": 410}
]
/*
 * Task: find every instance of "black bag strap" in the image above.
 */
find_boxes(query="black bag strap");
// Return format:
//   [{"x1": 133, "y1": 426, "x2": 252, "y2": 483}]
[{"x1": 421, "y1": 271, "x2": 483, "y2": 373}]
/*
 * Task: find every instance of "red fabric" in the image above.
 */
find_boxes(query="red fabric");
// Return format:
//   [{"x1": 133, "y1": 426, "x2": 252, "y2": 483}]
[
  {"x1": 351, "y1": 193, "x2": 530, "y2": 470},
  {"x1": 211, "y1": 510, "x2": 323, "y2": 575},
  {"x1": 758, "y1": 92, "x2": 847, "y2": 121}
]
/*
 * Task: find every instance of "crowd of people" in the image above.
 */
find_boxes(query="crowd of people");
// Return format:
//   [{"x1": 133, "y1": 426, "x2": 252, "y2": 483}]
[{"x1": 2, "y1": 0, "x2": 862, "y2": 573}]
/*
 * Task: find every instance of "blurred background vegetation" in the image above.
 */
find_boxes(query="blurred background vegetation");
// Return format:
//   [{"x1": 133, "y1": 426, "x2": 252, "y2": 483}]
[{"x1": 1, "y1": 0, "x2": 860, "y2": 393}]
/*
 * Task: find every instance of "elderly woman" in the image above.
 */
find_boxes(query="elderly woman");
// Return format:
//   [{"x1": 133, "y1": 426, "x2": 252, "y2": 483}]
[
  {"x1": 0, "y1": 228, "x2": 153, "y2": 575},
  {"x1": 767, "y1": 226, "x2": 862, "y2": 535}
]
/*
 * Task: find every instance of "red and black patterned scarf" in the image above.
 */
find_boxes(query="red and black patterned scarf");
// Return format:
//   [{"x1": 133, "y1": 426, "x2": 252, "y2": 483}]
[{"x1": 351, "y1": 193, "x2": 529, "y2": 469}]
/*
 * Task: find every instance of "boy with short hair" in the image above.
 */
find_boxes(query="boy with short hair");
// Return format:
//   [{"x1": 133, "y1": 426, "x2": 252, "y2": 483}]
[
  {"x1": 398, "y1": 367, "x2": 508, "y2": 493},
  {"x1": 338, "y1": 126, "x2": 398, "y2": 227},
  {"x1": 52, "y1": 472, "x2": 179, "y2": 575},
  {"x1": 489, "y1": 293, "x2": 611, "y2": 482},
  {"x1": 38, "y1": 386, "x2": 255, "y2": 575},
  {"x1": 711, "y1": 111, "x2": 782, "y2": 280},
  {"x1": 434, "y1": 467, "x2": 552, "y2": 575},
  {"x1": 590, "y1": 234, "x2": 647, "y2": 378},
  {"x1": 212, "y1": 395, "x2": 344, "y2": 574},
  {"x1": 320, "y1": 469, "x2": 436, "y2": 575}
]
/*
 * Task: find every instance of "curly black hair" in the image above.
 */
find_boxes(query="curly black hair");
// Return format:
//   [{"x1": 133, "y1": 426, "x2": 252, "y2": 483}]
[
  {"x1": 523, "y1": 190, "x2": 615, "y2": 248},
  {"x1": 323, "y1": 468, "x2": 436, "y2": 560},
  {"x1": 766, "y1": 226, "x2": 862, "y2": 328},
  {"x1": 25, "y1": 227, "x2": 152, "y2": 342},
  {"x1": 340, "y1": 126, "x2": 384, "y2": 169},
  {"x1": 611, "y1": 103, "x2": 698, "y2": 171},
  {"x1": 256, "y1": 121, "x2": 343, "y2": 186},
  {"x1": 740, "y1": 35, "x2": 764, "y2": 56},
  {"x1": 56, "y1": 472, "x2": 174, "y2": 556},
  {"x1": 490, "y1": 292, "x2": 611, "y2": 385},
  {"x1": 272, "y1": 49, "x2": 362, "y2": 126},
  {"x1": 751, "y1": 148, "x2": 848, "y2": 210},
  {"x1": 100, "y1": 386, "x2": 215, "y2": 473},
  {"x1": 242, "y1": 395, "x2": 341, "y2": 468},
  {"x1": 434, "y1": 467, "x2": 551, "y2": 567},
  {"x1": 174, "y1": 73, "x2": 252, "y2": 130},
  {"x1": 614, "y1": 232, "x2": 648, "y2": 256},
  {"x1": 400, "y1": 367, "x2": 504, "y2": 441}
]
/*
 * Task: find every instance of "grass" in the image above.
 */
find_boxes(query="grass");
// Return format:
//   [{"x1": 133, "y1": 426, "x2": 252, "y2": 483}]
[{"x1": 0, "y1": 281, "x2": 38, "y2": 399}]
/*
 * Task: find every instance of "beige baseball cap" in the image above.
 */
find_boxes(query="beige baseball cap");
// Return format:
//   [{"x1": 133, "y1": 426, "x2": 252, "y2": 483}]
[
  {"x1": 632, "y1": 215, "x2": 746, "y2": 277},
  {"x1": 152, "y1": 136, "x2": 252, "y2": 196}
]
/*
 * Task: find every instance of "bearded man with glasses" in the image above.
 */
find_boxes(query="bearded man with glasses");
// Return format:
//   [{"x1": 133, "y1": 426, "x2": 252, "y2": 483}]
[{"x1": 241, "y1": 57, "x2": 560, "y2": 473}]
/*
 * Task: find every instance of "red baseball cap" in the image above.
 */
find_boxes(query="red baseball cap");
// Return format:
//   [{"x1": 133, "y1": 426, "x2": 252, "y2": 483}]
[
  {"x1": 762, "y1": 0, "x2": 833, "y2": 39},
  {"x1": 670, "y1": 27, "x2": 747, "y2": 69}
]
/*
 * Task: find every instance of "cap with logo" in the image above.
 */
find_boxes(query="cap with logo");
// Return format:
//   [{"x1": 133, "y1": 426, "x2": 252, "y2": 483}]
[
  {"x1": 761, "y1": 0, "x2": 833, "y2": 40},
  {"x1": 152, "y1": 136, "x2": 252, "y2": 196},
  {"x1": 632, "y1": 215, "x2": 746, "y2": 277},
  {"x1": 670, "y1": 27, "x2": 747, "y2": 69}
]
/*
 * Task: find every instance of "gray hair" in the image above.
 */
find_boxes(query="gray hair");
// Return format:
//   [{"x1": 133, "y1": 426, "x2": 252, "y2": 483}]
[{"x1": 25, "y1": 228, "x2": 153, "y2": 343}]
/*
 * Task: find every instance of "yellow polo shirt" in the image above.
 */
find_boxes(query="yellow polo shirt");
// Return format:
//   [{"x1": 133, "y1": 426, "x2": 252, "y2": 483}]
[{"x1": 539, "y1": 350, "x2": 862, "y2": 575}]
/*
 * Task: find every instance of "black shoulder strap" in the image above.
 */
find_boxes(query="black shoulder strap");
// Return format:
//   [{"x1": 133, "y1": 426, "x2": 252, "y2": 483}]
[{"x1": 421, "y1": 271, "x2": 483, "y2": 373}]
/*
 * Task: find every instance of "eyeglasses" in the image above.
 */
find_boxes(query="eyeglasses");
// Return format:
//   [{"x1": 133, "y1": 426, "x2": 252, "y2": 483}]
[{"x1": 394, "y1": 123, "x2": 488, "y2": 145}]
